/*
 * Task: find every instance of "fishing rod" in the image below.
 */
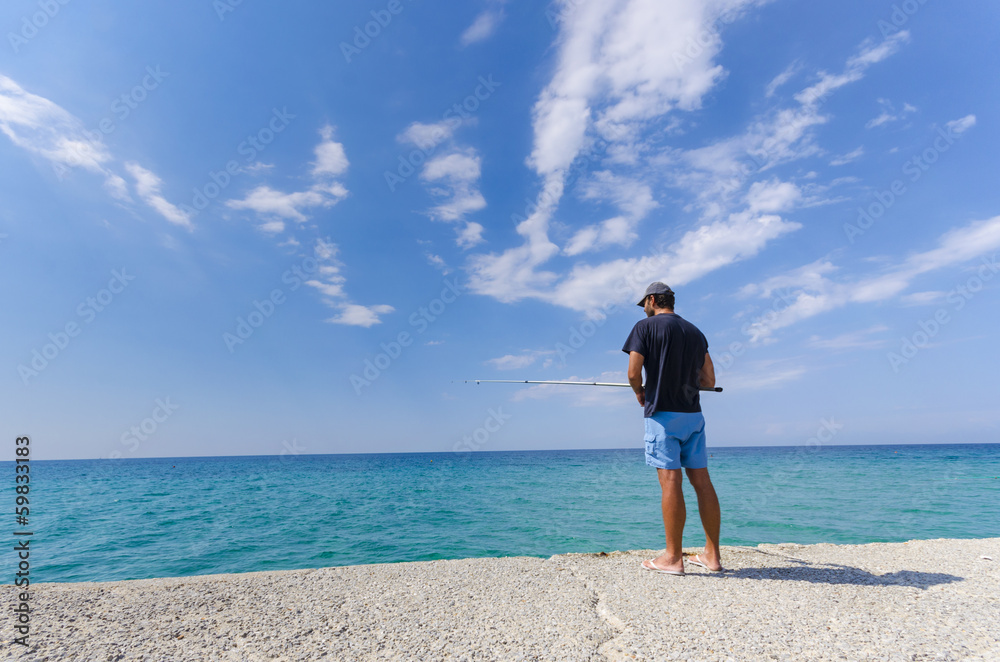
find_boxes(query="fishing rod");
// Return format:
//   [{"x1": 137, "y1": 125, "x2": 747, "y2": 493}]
[{"x1": 462, "y1": 379, "x2": 722, "y2": 392}]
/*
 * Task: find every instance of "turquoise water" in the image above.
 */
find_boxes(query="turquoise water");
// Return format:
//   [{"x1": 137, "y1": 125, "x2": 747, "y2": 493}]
[{"x1": 7, "y1": 444, "x2": 1000, "y2": 583}]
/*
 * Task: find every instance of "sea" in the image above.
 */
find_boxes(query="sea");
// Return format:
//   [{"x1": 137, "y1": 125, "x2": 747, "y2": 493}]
[{"x1": 8, "y1": 444, "x2": 1000, "y2": 583}]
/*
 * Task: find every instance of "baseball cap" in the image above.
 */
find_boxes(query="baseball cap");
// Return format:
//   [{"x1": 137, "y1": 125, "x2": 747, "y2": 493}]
[{"x1": 637, "y1": 281, "x2": 674, "y2": 306}]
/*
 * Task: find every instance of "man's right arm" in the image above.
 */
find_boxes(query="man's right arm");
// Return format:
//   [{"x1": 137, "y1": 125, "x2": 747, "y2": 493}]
[
  {"x1": 628, "y1": 351, "x2": 645, "y2": 406},
  {"x1": 699, "y1": 352, "x2": 715, "y2": 389}
]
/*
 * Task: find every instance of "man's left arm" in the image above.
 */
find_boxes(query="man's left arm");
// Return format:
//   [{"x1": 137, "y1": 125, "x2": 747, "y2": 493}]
[
  {"x1": 699, "y1": 352, "x2": 715, "y2": 389},
  {"x1": 628, "y1": 351, "x2": 645, "y2": 406}
]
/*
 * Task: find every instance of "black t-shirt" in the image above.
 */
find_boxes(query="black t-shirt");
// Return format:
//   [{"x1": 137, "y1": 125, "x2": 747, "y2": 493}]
[{"x1": 621, "y1": 313, "x2": 709, "y2": 417}]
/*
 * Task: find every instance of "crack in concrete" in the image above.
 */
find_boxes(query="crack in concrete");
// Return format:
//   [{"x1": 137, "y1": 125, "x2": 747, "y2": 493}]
[{"x1": 552, "y1": 558, "x2": 629, "y2": 662}]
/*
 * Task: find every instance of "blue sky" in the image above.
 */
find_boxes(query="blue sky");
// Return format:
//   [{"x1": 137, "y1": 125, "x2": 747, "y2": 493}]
[{"x1": 2, "y1": 0, "x2": 999, "y2": 460}]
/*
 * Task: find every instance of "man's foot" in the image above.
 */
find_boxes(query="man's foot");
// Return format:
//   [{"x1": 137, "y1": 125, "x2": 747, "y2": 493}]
[
  {"x1": 642, "y1": 555, "x2": 685, "y2": 575},
  {"x1": 688, "y1": 553, "x2": 724, "y2": 573},
  {"x1": 642, "y1": 558, "x2": 685, "y2": 575}
]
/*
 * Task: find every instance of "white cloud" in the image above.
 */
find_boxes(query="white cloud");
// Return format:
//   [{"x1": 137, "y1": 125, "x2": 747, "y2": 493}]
[
  {"x1": 226, "y1": 125, "x2": 349, "y2": 229},
  {"x1": 401, "y1": 123, "x2": 488, "y2": 248},
  {"x1": 0, "y1": 74, "x2": 166, "y2": 213},
  {"x1": 461, "y1": 9, "x2": 503, "y2": 46},
  {"x1": 457, "y1": 222, "x2": 485, "y2": 249},
  {"x1": 743, "y1": 216, "x2": 1000, "y2": 341},
  {"x1": 227, "y1": 186, "x2": 334, "y2": 224},
  {"x1": 399, "y1": 121, "x2": 457, "y2": 151},
  {"x1": 794, "y1": 31, "x2": 909, "y2": 106},
  {"x1": 103, "y1": 173, "x2": 131, "y2": 201},
  {"x1": 830, "y1": 146, "x2": 864, "y2": 166},
  {"x1": 865, "y1": 113, "x2": 894, "y2": 129},
  {"x1": 303, "y1": 238, "x2": 395, "y2": 328},
  {"x1": 422, "y1": 150, "x2": 487, "y2": 236},
  {"x1": 544, "y1": 211, "x2": 799, "y2": 314},
  {"x1": 422, "y1": 151, "x2": 481, "y2": 185},
  {"x1": 808, "y1": 325, "x2": 888, "y2": 350},
  {"x1": 227, "y1": 140, "x2": 386, "y2": 328},
  {"x1": 486, "y1": 353, "x2": 542, "y2": 370},
  {"x1": 468, "y1": 18, "x2": 907, "y2": 312},
  {"x1": 244, "y1": 161, "x2": 275, "y2": 174},
  {"x1": 425, "y1": 253, "x2": 451, "y2": 274},
  {"x1": 470, "y1": 0, "x2": 785, "y2": 305},
  {"x1": 125, "y1": 163, "x2": 192, "y2": 229},
  {"x1": 0, "y1": 74, "x2": 111, "y2": 175},
  {"x1": 865, "y1": 98, "x2": 916, "y2": 129},
  {"x1": 565, "y1": 172, "x2": 658, "y2": 255},
  {"x1": 326, "y1": 303, "x2": 395, "y2": 328},
  {"x1": 945, "y1": 114, "x2": 976, "y2": 136},
  {"x1": 899, "y1": 291, "x2": 946, "y2": 306},
  {"x1": 765, "y1": 61, "x2": 800, "y2": 98},
  {"x1": 311, "y1": 125, "x2": 349, "y2": 177},
  {"x1": 676, "y1": 33, "x2": 909, "y2": 217},
  {"x1": 746, "y1": 179, "x2": 801, "y2": 213},
  {"x1": 722, "y1": 363, "x2": 807, "y2": 390}
]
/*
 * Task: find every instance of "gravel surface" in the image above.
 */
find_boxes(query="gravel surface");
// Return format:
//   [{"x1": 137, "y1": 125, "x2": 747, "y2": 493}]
[{"x1": 3, "y1": 538, "x2": 998, "y2": 661}]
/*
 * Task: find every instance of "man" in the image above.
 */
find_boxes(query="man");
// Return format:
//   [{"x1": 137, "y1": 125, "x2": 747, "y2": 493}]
[{"x1": 622, "y1": 282, "x2": 723, "y2": 576}]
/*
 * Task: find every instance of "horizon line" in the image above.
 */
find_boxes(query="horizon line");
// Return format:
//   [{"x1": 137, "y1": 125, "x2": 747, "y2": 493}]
[{"x1": 6, "y1": 441, "x2": 998, "y2": 463}]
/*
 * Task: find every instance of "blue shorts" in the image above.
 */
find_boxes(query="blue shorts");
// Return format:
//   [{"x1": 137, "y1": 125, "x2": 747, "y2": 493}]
[{"x1": 644, "y1": 411, "x2": 708, "y2": 470}]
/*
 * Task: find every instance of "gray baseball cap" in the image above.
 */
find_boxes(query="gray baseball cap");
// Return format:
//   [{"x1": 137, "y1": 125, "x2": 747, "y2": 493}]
[{"x1": 637, "y1": 281, "x2": 674, "y2": 306}]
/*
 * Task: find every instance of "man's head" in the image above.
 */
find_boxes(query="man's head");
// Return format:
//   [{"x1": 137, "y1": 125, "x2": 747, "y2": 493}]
[{"x1": 638, "y1": 282, "x2": 675, "y2": 317}]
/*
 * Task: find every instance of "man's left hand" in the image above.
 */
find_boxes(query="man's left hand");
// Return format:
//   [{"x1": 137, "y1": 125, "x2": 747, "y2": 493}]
[{"x1": 634, "y1": 388, "x2": 645, "y2": 406}]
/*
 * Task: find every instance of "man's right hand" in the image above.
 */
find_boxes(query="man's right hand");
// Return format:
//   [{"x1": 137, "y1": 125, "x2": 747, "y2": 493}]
[{"x1": 634, "y1": 388, "x2": 645, "y2": 406}]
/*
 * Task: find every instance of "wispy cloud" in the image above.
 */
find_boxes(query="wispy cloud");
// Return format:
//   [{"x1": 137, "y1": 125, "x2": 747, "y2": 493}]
[
  {"x1": 865, "y1": 98, "x2": 916, "y2": 129},
  {"x1": 564, "y1": 172, "x2": 658, "y2": 255},
  {"x1": 466, "y1": 11, "x2": 907, "y2": 315},
  {"x1": 808, "y1": 325, "x2": 888, "y2": 350},
  {"x1": 485, "y1": 350, "x2": 556, "y2": 370},
  {"x1": 945, "y1": 114, "x2": 976, "y2": 136},
  {"x1": 125, "y1": 163, "x2": 192, "y2": 229},
  {"x1": 399, "y1": 124, "x2": 487, "y2": 248},
  {"x1": 830, "y1": 146, "x2": 864, "y2": 166},
  {"x1": 460, "y1": 4, "x2": 505, "y2": 47},
  {"x1": 326, "y1": 303, "x2": 395, "y2": 327},
  {"x1": 226, "y1": 125, "x2": 349, "y2": 232},
  {"x1": 765, "y1": 61, "x2": 801, "y2": 98},
  {"x1": 0, "y1": 73, "x2": 197, "y2": 226},
  {"x1": 722, "y1": 362, "x2": 807, "y2": 390},
  {"x1": 400, "y1": 120, "x2": 457, "y2": 151},
  {"x1": 0, "y1": 74, "x2": 111, "y2": 177},
  {"x1": 794, "y1": 31, "x2": 910, "y2": 106},
  {"x1": 899, "y1": 291, "x2": 946, "y2": 307},
  {"x1": 306, "y1": 238, "x2": 395, "y2": 328},
  {"x1": 224, "y1": 130, "x2": 389, "y2": 327},
  {"x1": 424, "y1": 252, "x2": 452, "y2": 274},
  {"x1": 742, "y1": 216, "x2": 1000, "y2": 341}
]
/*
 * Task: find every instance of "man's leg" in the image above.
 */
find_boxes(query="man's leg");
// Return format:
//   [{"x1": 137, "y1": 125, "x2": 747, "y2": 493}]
[
  {"x1": 652, "y1": 468, "x2": 685, "y2": 572},
  {"x1": 685, "y1": 467, "x2": 722, "y2": 570}
]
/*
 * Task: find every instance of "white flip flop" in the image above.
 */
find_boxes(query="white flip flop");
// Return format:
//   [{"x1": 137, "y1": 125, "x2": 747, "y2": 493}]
[
  {"x1": 642, "y1": 558, "x2": 685, "y2": 576},
  {"x1": 688, "y1": 554, "x2": 725, "y2": 573}
]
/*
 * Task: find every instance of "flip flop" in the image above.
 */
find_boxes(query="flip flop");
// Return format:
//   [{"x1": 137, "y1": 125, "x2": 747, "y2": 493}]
[
  {"x1": 642, "y1": 559, "x2": 685, "y2": 576},
  {"x1": 688, "y1": 554, "x2": 724, "y2": 573}
]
